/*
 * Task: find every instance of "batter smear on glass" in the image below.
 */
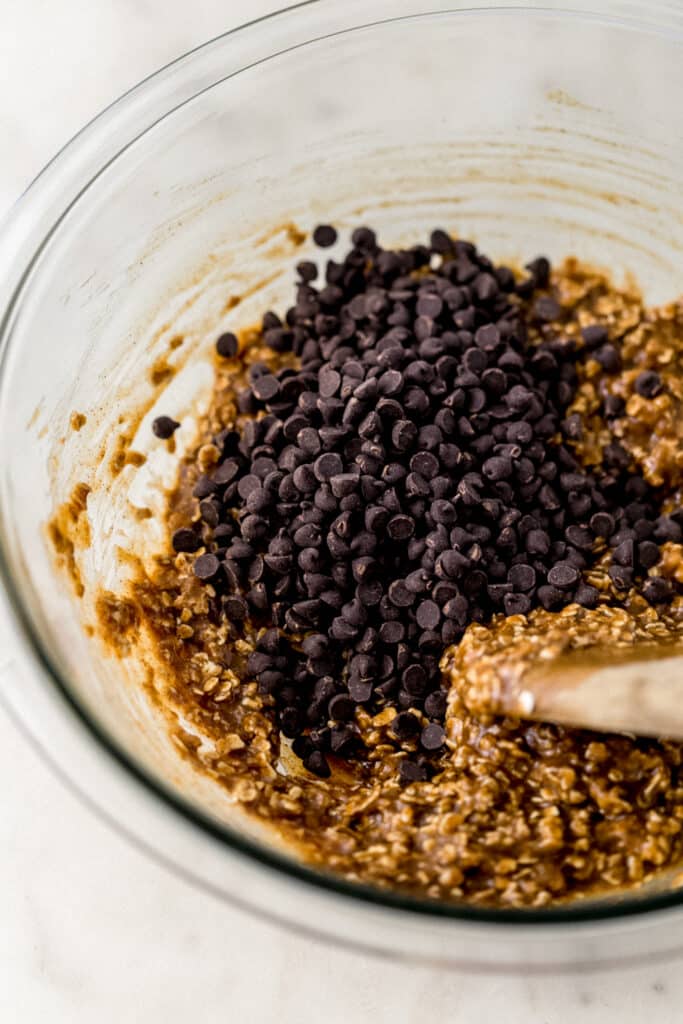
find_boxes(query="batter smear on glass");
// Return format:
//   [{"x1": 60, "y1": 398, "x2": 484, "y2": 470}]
[{"x1": 134, "y1": 226, "x2": 683, "y2": 907}]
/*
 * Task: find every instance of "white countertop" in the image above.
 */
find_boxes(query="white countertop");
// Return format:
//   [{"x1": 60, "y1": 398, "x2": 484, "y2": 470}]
[{"x1": 2, "y1": 3, "x2": 683, "y2": 1020}]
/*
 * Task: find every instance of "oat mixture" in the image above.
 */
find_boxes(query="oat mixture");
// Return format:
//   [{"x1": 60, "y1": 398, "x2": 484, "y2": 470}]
[{"x1": 128, "y1": 242, "x2": 683, "y2": 909}]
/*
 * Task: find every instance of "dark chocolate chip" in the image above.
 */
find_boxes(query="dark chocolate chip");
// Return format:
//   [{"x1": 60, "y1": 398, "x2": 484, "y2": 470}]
[
  {"x1": 296, "y1": 260, "x2": 318, "y2": 282},
  {"x1": 399, "y1": 758, "x2": 430, "y2": 784},
  {"x1": 416, "y1": 600, "x2": 441, "y2": 630},
  {"x1": 402, "y1": 664, "x2": 427, "y2": 695},
  {"x1": 172, "y1": 528, "x2": 201, "y2": 553},
  {"x1": 594, "y1": 344, "x2": 621, "y2": 374},
  {"x1": 193, "y1": 553, "x2": 221, "y2": 581},
  {"x1": 508, "y1": 564, "x2": 536, "y2": 592},
  {"x1": 312, "y1": 224, "x2": 338, "y2": 248},
  {"x1": 503, "y1": 593, "x2": 531, "y2": 616},
  {"x1": 424, "y1": 690, "x2": 447, "y2": 718},
  {"x1": 634, "y1": 370, "x2": 663, "y2": 399},
  {"x1": 216, "y1": 332, "x2": 239, "y2": 358},
  {"x1": 574, "y1": 583, "x2": 600, "y2": 608},
  {"x1": 304, "y1": 750, "x2": 331, "y2": 777},
  {"x1": 420, "y1": 723, "x2": 446, "y2": 751},
  {"x1": 251, "y1": 374, "x2": 280, "y2": 402},
  {"x1": 642, "y1": 576, "x2": 673, "y2": 605},
  {"x1": 152, "y1": 415, "x2": 180, "y2": 439},
  {"x1": 537, "y1": 584, "x2": 566, "y2": 610},
  {"x1": 391, "y1": 710, "x2": 421, "y2": 740},
  {"x1": 581, "y1": 324, "x2": 607, "y2": 349},
  {"x1": 329, "y1": 693, "x2": 356, "y2": 721},
  {"x1": 534, "y1": 295, "x2": 561, "y2": 322}
]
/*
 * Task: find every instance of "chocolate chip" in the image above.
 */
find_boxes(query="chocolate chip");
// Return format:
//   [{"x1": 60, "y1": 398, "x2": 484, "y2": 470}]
[
  {"x1": 388, "y1": 580, "x2": 415, "y2": 608},
  {"x1": 314, "y1": 452, "x2": 343, "y2": 481},
  {"x1": 537, "y1": 584, "x2": 565, "y2": 610},
  {"x1": 565, "y1": 525, "x2": 593, "y2": 551},
  {"x1": 252, "y1": 374, "x2": 279, "y2": 402},
  {"x1": 603, "y1": 394, "x2": 625, "y2": 418},
  {"x1": 443, "y1": 595, "x2": 468, "y2": 623},
  {"x1": 417, "y1": 293, "x2": 443, "y2": 319},
  {"x1": 193, "y1": 553, "x2": 221, "y2": 581},
  {"x1": 483, "y1": 456, "x2": 512, "y2": 482},
  {"x1": 216, "y1": 332, "x2": 238, "y2": 358},
  {"x1": 329, "y1": 693, "x2": 356, "y2": 721},
  {"x1": 429, "y1": 229, "x2": 453, "y2": 253},
  {"x1": 504, "y1": 593, "x2": 531, "y2": 615},
  {"x1": 547, "y1": 562, "x2": 580, "y2": 589},
  {"x1": 392, "y1": 419, "x2": 418, "y2": 451},
  {"x1": 612, "y1": 539, "x2": 634, "y2": 566},
  {"x1": 608, "y1": 563, "x2": 633, "y2": 590},
  {"x1": 416, "y1": 600, "x2": 441, "y2": 630},
  {"x1": 655, "y1": 516, "x2": 682, "y2": 543},
  {"x1": 296, "y1": 260, "x2": 318, "y2": 282},
  {"x1": 534, "y1": 295, "x2": 561, "y2": 322},
  {"x1": 638, "y1": 541, "x2": 661, "y2": 569},
  {"x1": 526, "y1": 256, "x2": 551, "y2": 287},
  {"x1": 643, "y1": 576, "x2": 673, "y2": 604},
  {"x1": 391, "y1": 711, "x2": 421, "y2": 740},
  {"x1": 590, "y1": 512, "x2": 614, "y2": 537},
  {"x1": 319, "y1": 366, "x2": 341, "y2": 397},
  {"x1": 304, "y1": 750, "x2": 330, "y2": 777},
  {"x1": 199, "y1": 500, "x2": 220, "y2": 527},
  {"x1": 402, "y1": 664, "x2": 427, "y2": 694},
  {"x1": 378, "y1": 619, "x2": 404, "y2": 643},
  {"x1": 526, "y1": 529, "x2": 550, "y2": 556},
  {"x1": 424, "y1": 690, "x2": 447, "y2": 718},
  {"x1": 214, "y1": 459, "x2": 240, "y2": 486},
  {"x1": 595, "y1": 344, "x2": 621, "y2": 373},
  {"x1": 634, "y1": 370, "x2": 663, "y2": 399},
  {"x1": 172, "y1": 528, "x2": 201, "y2": 553},
  {"x1": 312, "y1": 224, "x2": 337, "y2": 248},
  {"x1": 352, "y1": 226, "x2": 377, "y2": 249},
  {"x1": 399, "y1": 758, "x2": 430, "y2": 784},
  {"x1": 330, "y1": 725, "x2": 360, "y2": 756},
  {"x1": 224, "y1": 595, "x2": 248, "y2": 621},
  {"x1": 152, "y1": 415, "x2": 180, "y2": 439},
  {"x1": 420, "y1": 723, "x2": 446, "y2": 750},
  {"x1": 387, "y1": 514, "x2": 415, "y2": 540},
  {"x1": 508, "y1": 564, "x2": 536, "y2": 591},
  {"x1": 348, "y1": 679, "x2": 373, "y2": 702},
  {"x1": 581, "y1": 324, "x2": 608, "y2": 350},
  {"x1": 574, "y1": 583, "x2": 600, "y2": 608}
]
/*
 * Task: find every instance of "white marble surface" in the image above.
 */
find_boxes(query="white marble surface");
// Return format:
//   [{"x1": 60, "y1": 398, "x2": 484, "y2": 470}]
[{"x1": 2, "y1": 2, "x2": 683, "y2": 1021}]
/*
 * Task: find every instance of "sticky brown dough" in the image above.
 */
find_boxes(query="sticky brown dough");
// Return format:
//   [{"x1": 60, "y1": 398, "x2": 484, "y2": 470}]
[{"x1": 111, "y1": 258, "x2": 683, "y2": 908}]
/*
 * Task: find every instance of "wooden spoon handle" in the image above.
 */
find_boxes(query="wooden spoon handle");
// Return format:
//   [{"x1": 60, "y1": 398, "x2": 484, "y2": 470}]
[{"x1": 495, "y1": 649, "x2": 683, "y2": 740}]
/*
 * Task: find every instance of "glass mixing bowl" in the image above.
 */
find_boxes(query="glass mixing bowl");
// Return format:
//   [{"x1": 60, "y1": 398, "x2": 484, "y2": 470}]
[{"x1": 2, "y1": 0, "x2": 683, "y2": 971}]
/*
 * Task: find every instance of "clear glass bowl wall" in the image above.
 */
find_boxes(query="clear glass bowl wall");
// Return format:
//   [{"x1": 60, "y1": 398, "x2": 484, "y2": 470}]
[{"x1": 2, "y1": 0, "x2": 683, "y2": 970}]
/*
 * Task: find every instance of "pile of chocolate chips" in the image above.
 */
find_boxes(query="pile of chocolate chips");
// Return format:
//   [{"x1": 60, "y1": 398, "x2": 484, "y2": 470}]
[{"x1": 166, "y1": 226, "x2": 682, "y2": 780}]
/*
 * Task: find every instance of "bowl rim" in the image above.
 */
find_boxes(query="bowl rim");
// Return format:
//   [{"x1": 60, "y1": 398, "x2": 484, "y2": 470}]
[{"x1": 3, "y1": 0, "x2": 683, "y2": 937}]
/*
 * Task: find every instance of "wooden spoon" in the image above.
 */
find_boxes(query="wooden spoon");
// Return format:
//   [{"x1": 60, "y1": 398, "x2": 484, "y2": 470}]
[{"x1": 489, "y1": 643, "x2": 683, "y2": 740}]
